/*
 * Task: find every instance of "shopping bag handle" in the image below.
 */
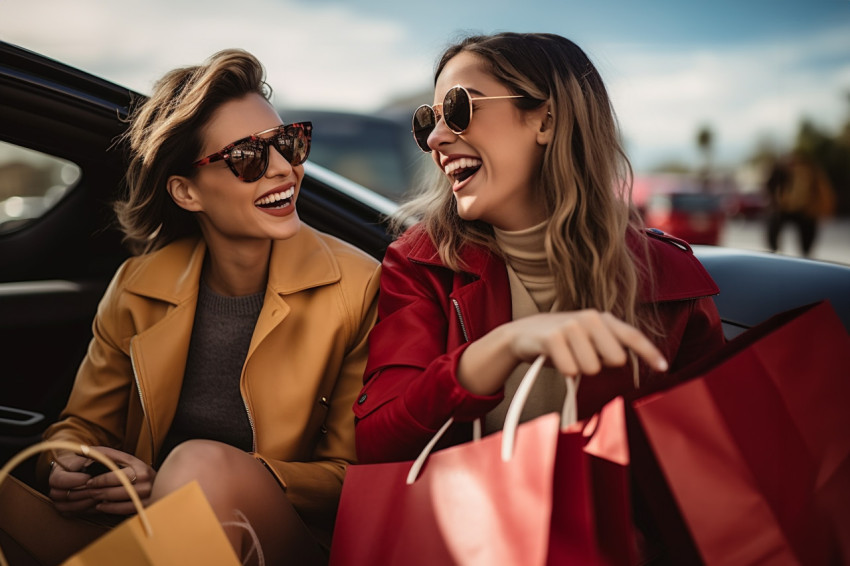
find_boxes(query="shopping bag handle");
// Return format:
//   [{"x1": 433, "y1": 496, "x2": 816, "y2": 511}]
[
  {"x1": 0, "y1": 440, "x2": 153, "y2": 566},
  {"x1": 407, "y1": 355, "x2": 580, "y2": 484},
  {"x1": 501, "y1": 355, "x2": 580, "y2": 461}
]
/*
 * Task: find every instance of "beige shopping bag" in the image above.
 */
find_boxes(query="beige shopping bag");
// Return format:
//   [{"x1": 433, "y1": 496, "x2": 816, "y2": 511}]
[{"x1": 0, "y1": 440, "x2": 240, "y2": 566}]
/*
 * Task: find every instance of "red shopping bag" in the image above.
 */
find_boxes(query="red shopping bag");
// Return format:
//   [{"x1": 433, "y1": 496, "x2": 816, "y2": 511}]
[
  {"x1": 630, "y1": 300, "x2": 850, "y2": 565},
  {"x1": 331, "y1": 358, "x2": 639, "y2": 566}
]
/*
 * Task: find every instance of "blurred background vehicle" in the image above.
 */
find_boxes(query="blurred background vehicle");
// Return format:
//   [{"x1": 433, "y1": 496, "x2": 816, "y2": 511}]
[
  {"x1": 643, "y1": 191, "x2": 726, "y2": 245},
  {"x1": 284, "y1": 109, "x2": 426, "y2": 203},
  {"x1": 633, "y1": 173, "x2": 731, "y2": 245}
]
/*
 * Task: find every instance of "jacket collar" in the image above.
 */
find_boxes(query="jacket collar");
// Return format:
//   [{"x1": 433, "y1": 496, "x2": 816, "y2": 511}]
[
  {"x1": 406, "y1": 229, "x2": 503, "y2": 281},
  {"x1": 404, "y1": 226, "x2": 717, "y2": 304},
  {"x1": 123, "y1": 225, "x2": 341, "y2": 304}
]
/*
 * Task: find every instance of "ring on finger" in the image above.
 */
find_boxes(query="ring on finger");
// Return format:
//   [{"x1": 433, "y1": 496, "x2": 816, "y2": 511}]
[
  {"x1": 67, "y1": 488, "x2": 72, "y2": 500},
  {"x1": 127, "y1": 469, "x2": 137, "y2": 485}
]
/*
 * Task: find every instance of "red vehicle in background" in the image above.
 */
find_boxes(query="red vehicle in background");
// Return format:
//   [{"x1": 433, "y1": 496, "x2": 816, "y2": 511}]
[{"x1": 633, "y1": 174, "x2": 728, "y2": 246}]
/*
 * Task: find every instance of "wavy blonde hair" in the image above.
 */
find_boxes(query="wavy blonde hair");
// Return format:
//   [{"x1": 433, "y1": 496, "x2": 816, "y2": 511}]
[
  {"x1": 395, "y1": 33, "x2": 652, "y2": 331},
  {"x1": 115, "y1": 49, "x2": 271, "y2": 255}
]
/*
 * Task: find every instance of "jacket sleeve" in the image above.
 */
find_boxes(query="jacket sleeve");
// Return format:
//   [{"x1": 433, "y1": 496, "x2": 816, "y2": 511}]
[
  {"x1": 353, "y1": 237, "x2": 502, "y2": 464},
  {"x1": 256, "y1": 260, "x2": 382, "y2": 532}
]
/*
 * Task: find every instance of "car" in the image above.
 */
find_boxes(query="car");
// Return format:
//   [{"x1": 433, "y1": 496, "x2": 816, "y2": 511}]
[
  {"x1": 2, "y1": 40, "x2": 849, "y2": 490},
  {"x1": 634, "y1": 173, "x2": 729, "y2": 245},
  {"x1": 643, "y1": 191, "x2": 726, "y2": 245},
  {"x1": 284, "y1": 108, "x2": 427, "y2": 203}
]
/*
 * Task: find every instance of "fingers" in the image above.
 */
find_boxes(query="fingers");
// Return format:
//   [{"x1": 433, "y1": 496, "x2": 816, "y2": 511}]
[
  {"x1": 516, "y1": 310, "x2": 667, "y2": 377},
  {"x1": 48, "y1": 446, "x2": 153, "y2": 516},
  {"x1": 90, "y1": 498, "x2": 150, "y2": 516},
  {"x1": 83, "y1": 447, "x2": 155, "y2": 516},
  {"x1": 600, "y1": 312, "x2": 668, "y2": 372}
]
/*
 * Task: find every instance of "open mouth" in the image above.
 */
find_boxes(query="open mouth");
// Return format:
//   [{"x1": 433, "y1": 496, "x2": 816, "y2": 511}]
[
  {"x1": 444, "y1": 157, "x2": 482, "y2": 185},
  {"x1": 255, "y1": 187, "x2": 295, "y2": 209}
]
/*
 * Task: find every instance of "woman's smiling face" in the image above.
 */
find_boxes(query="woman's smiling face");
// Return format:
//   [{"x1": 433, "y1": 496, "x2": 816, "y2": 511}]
[
  {"x1": 180, "y1": 92, "x2": 305, "y2": 245},
  {"x1": 426, "y1": 51, "x2": 549, "y2": 231}
]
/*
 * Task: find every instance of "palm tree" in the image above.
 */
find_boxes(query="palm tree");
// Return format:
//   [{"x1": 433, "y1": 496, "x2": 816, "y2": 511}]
[{"x1": 696, "y1": 125, "x2": 714, "y2": 192}]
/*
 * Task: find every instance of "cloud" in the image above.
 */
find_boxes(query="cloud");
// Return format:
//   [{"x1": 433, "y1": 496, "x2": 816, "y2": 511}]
[
  {"x1": 603, "y1": 23, "x2": 850, "y2": 169},
  {"x1": 3, "y1": 0, "x2": 848, "y2": 171},
  {"x1": 1, "y1": 0, "x2": 434, "y2": 110}
]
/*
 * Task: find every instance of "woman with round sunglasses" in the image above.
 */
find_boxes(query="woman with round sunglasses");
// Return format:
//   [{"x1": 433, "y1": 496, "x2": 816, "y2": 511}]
[
  {"x1": 2, "y1": 49, "x2": 379, "y2": 565},
  {"x1": 355, "y1": 33, "x2": 724, "y2": 466}
]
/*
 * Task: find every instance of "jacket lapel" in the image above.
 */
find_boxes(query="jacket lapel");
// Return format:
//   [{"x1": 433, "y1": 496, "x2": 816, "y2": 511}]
[
  {"x1": 249, "y1": 226, "x2": 341, "y2": 358},
  {"x1": 407, "y1": 238, "x2": 512, "y2": 343},
  {"x1": 123, "y1": 239, "x2": 205, "y2": 462}
]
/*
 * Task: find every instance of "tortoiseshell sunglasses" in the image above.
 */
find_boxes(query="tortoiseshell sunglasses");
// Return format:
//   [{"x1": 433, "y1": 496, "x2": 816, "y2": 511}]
[{"x1": 193, "y1": 122, "x2": 312, "y2": 182}]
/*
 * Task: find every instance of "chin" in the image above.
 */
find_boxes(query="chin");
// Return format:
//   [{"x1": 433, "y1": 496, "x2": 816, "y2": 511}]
[
  {"x1": 454, "y1": 198, "x2": 481, "y2": 223},
  {"x1": 270, "y1": 214, "x2": 301, "y2": 240}
]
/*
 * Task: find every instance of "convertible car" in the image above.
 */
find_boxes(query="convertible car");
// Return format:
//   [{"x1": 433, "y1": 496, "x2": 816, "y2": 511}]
[{"x1": 2, "y1": 41, "x2": 849, "y2": 488}]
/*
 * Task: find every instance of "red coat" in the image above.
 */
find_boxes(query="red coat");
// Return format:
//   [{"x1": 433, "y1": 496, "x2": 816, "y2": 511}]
[{"x1": 354, "y1": 225, "x2": 724, "y2": 463}]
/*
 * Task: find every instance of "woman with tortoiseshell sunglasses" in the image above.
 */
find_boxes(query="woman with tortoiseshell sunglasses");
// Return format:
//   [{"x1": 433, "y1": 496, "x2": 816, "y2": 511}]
[{"x1": 1, "y1": 49, "x2": 379, "y2": 565}]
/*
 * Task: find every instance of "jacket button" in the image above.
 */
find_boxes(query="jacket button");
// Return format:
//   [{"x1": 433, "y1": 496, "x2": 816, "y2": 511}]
[
  {"x1": 357, "y1": 394, "x2": 367, "y2": 405},
  {"x1": 319, "y1": 396, "x2": 329, "y2": 407},
  {"x1": 320, "y1": 426, "x2": 328, "y2": 434}
]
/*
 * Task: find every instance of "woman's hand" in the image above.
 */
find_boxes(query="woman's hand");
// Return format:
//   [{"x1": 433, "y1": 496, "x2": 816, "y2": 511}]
[
  {"x1": 48, "y1": 446, "x2": 156, "y2": 515},
  {"x1": 47, "y1": 450, "x2": 97, "y2": 514},
  {"x1": 458, "y1": 309, "x2": 668, "y2": 395}
]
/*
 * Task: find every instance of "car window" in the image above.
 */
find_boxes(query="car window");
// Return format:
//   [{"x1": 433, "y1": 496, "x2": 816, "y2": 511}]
[
  {"x1": 0, "y1": 140, "x2": 81, "y2": 234},
  {"x1": 668, "y1": 193, "x2": 723, "y2": 212}
]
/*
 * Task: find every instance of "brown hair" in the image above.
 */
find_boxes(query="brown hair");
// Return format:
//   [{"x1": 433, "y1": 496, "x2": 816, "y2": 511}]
[
  {"x1": 115, "y1": 49, "x2": 270, "y2": 255},
  {"x1": 394, "y1": 32, "x2": 653, "y2": 331}
]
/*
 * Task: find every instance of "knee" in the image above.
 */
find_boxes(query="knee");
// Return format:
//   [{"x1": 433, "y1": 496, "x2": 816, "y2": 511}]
[{"x1": 154, "y1": 439, "x2": 240, "y2": 499}]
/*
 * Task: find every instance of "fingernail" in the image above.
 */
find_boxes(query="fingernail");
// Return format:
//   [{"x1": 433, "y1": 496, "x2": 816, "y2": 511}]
[{"x1": 657, "y1": 358, "x2": 668, "y2": 372}]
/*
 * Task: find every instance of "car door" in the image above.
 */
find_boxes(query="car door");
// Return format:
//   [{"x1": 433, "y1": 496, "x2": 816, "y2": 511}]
[{"x1": 0, "y1": 42, "x2": 133, "y2": 476}]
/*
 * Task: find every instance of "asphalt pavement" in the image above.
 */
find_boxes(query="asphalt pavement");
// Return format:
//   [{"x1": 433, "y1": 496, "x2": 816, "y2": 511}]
[{"x1": 719, "y1": 216, "x2": 850, "y2": 266}]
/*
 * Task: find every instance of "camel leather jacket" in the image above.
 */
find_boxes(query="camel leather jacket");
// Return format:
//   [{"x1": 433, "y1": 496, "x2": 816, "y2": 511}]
[{"x1": 38, "y1": 225, "x2": 380, "y2": 532}]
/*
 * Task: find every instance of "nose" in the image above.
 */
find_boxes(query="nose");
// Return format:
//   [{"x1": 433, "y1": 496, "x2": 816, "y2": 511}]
[
  {"x1": 427, "y1": 114, "x2": 458, "y2": 152},
  {"x1": 265, "y1": 145, "x2": 294, "y2": 178}
]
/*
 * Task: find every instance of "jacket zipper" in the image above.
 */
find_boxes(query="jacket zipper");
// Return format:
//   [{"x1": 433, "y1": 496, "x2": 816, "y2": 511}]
[
  {"x1": 242, "y1": 394, "x2": 257, "y2": 453},
  {"x1": 451, "y1": 298, "x2": 470, "y2": 343},
  {"x1": 129, "y1": 338, "x2": 155, "y2": 465}
]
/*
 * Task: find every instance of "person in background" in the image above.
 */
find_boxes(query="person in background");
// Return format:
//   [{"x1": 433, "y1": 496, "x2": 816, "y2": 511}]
[
  {"x1": 766, "y1": 150, "x2": 836, "y2": 257},
  {"x1": 1, "y1": 48, "x2": 379, "y2": 566},
  {"x1": 354, "y1": 31, "x2": 725, "y2": 463}
]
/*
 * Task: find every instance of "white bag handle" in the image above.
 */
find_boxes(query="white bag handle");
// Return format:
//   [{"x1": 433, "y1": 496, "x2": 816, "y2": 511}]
[
  {"x1": 0, "y1": 440, "x2": 153, "y2": 566},
  {"x1": 407, "y1": 355, "x2": 580, "y2": 484}
]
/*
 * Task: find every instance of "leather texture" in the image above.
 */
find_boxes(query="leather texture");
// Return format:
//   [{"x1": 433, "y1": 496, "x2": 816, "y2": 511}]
[
  {"x1": 37, "y1": 225, "x2": 380, "y2": 531},
  {"x1": 355, "y1": 224, "x2": 724, "y2": 463}
]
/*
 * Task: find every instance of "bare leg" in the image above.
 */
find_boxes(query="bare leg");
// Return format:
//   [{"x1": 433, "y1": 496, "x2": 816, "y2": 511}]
[{"x1": 151, "y1": 440, "x2": 326, "y2": 566}]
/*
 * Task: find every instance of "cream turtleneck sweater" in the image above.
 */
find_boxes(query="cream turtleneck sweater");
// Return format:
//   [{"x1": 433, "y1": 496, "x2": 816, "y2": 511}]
[
  {"x1": 493, "y1": 220, "x2": 556, "y2": 313},
  {"x1": 485, "y1": 221, "x2": 566, "y2": 434}
]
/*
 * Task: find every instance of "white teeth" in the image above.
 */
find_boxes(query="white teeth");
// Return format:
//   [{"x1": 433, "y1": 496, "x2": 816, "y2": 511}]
[
  {"x1": 255, "y1": 187, "x2": 295, "y2": 205},
  {"x1": 444, "y1": 157, "x2": 482, "y2": 176}
]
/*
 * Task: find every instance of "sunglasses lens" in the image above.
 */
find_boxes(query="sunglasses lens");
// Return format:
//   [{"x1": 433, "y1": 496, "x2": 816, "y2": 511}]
[
  {"x1": 230, "y1": 141, "x2": 267, "y2": 182},
  {"x1": 443, "y1": 86, "x2": 470, "y2": 133},
  {"x1": 412, "y1": 105, "x2": 436, "y2": 152},
  {"x1": 275, "y1": 124, "x2": 312, "y2": 166}
]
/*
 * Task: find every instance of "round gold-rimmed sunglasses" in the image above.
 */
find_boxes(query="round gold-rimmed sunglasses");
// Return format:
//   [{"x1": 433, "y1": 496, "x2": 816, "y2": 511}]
[
  {"x1": 193, "y1": 122, "x2": 312, "y2": 182},
  {"x1": 411, "y1": 85, "x2": 525, "y2": 152}
]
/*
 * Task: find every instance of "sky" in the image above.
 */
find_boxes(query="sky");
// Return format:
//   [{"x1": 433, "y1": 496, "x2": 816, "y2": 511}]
[{"x1": 2, "y1": 0, "x2": 849, "y2": 172}]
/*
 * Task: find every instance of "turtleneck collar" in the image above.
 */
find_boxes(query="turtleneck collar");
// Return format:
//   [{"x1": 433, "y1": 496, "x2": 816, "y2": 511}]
[{"x1": 493, "y1": 220, "x2": 556, "y2": 312}]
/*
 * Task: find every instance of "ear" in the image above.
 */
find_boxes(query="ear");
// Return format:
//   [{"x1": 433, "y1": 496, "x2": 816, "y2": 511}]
[
  {"x1": 535, "y1": 108, "x2": 555, "y2": 146},
  {"x1": 166, "y1": 175, "x2": 203, "y2": 212}
]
